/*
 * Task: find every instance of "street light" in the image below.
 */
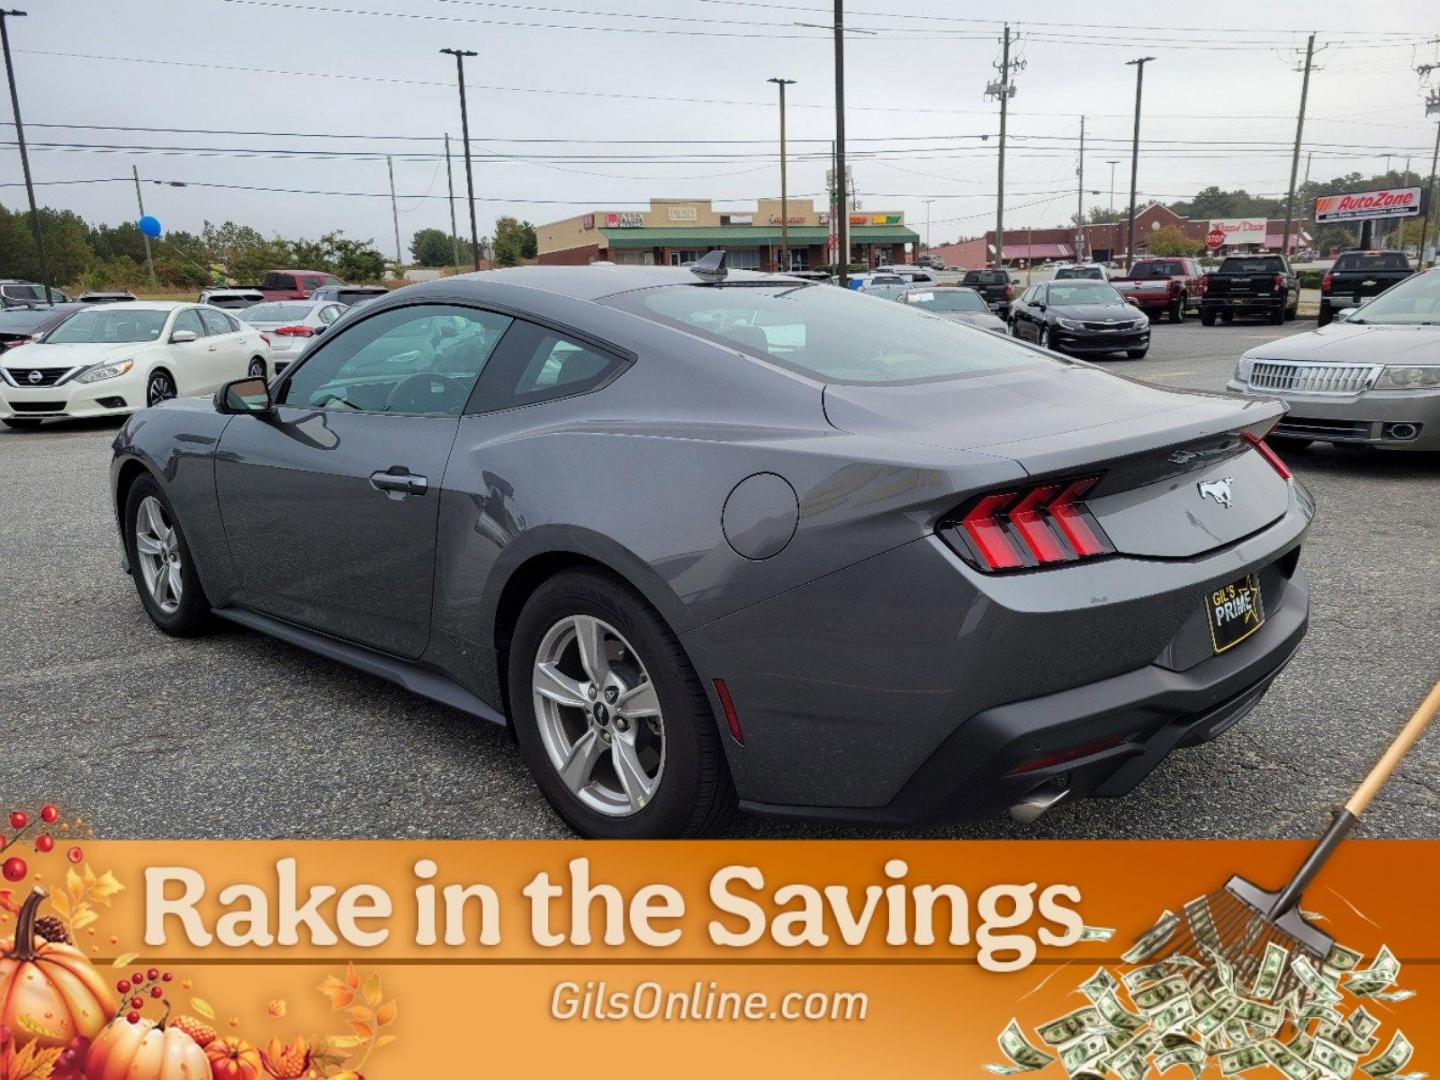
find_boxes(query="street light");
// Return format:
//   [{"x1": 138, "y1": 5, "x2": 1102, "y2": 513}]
[
  {"x1": 768, "y1": 77, "x2": 796, "y2": 272},
  {"x1": 0, "y1": 8, "x2": 53, "y2": 302},
  {"x1": 1124, "y1": 57, "x2": 1156, "y2": 269},
  {"x1": 440, "y1": 47, "x2": 481, "y2": 271},
  {"x1": 1106, "y1": 160, "x2": 1120, "y2": 213}
]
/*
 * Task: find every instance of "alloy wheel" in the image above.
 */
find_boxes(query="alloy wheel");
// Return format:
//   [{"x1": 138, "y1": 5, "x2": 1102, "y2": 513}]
[
  {"x1": 531, "y1": 614, "x2": 665, "y2": 817},
  {"x1": 134, "y1": 495, "x2": 183, "y2": 614},
  {"x1": 147, "y1": 373, "x2": 175, "y2": 407},
  {"x1": 248, "y1": 359, "x2": 267, "y2": 378}
]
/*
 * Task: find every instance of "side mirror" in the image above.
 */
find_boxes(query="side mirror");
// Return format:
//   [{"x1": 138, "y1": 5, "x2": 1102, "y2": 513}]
[
  {"x1": 313, "y1": 323, "x2": 327, "y2": 335},
  {"x1": 215, "y1": 376, "x2": 274, "y2": 416},
  {"x1": 1335, "y1": 308, "x2": 1357, "y2": 323},
  {"x1": 1010, "y1": 277, "x2": 1022, "y2": 285},
  {"x1": 170, "y1": 329, "x2": 198, "y2": 344},
  {"x1": 1034, "y1": 303, "x2": 1046, "y2": 312}
]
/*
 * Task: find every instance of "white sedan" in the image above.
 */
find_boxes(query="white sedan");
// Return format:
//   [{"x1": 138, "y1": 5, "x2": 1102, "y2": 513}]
[
  {"x1": 0, "y1": 302, "x2": 271, "y2": 430},
  {"x1": 238, "y1": 300, "x2": 344, "y2": 375}
]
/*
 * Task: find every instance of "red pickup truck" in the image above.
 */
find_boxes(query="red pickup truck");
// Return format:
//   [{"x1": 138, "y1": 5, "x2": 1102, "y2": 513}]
[
  {"x1": 1111, "y1": 257, "x2": 1205, "y2": 322},
  {"x1": 259, "y1": 269, "x2": 344, "y2": 300}
]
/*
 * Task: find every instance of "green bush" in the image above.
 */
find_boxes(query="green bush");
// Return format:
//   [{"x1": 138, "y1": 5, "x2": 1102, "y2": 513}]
[{"x1": 1297, "y1": 270, "x2": 1323, "y2": 289}]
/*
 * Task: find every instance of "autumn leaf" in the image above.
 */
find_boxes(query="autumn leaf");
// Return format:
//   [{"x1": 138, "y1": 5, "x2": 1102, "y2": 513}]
[
  {"x1": 90, "y1": 870, "x2": 124, "y2": 905},
  {"x1": 65, "y1": 869, "x2": 83, "y2": 902},
  {"x1": 82, "y1": 864, "x2": 97, "y2": 890},
  {"x1": 0, "y1": 891, "x2": 20, "y2": 917},
  {"x1": 70, "y1": 907, "x2": 98, "y2": 932},
  {"x1": 375, "y1": 1001, "x2": 397, "y2": 1027},
  {"x1": 191, "y1": 998, "x2": 216, "y2": 1021},
  {"x1": 45, "y1": 892, "x2": 66, "y2": 919},
  {"x1": 322, "y1": 1035, "x2": 365, "y2": 1053},
  {"x1": 346, "y1": 1021, "x2": 373, "y2": 1041},
  {"x1": 344, "y1": 1007, "x2": 372, "y2": 1024},
  {"x1": 14, "y1": 1014, "x2": 64, "y2": 1041},
  {"x1": 317, "y1": 976, "x2": 354, "y2": 1012},
  {"x1": 111, "y1": 952, "x2": 138, "y2": 968},
  {"x1": 361, "y1": 972, "x2": 382, "y2": 1008},
  {"x1": 3, "y1": 1041, "x2": 63, "y2": 1080},
  {"x1": 374, "y1": 1034, "x2": 398, "y2": 1050},
  {"x1": 344, "y1": 963, "x2": 360, "y2": 990}
]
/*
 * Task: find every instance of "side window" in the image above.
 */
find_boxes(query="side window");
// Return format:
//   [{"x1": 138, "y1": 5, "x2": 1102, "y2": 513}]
[
  {"x1": 319, "y1": 305, "x2": 341, "y2": 325},
  {"x1": 279, "y1": 304, "x2": 512, "y2": 417},
  {"x1": 198, "y1": 308, "x2": 233, "y2": 337},
  {"x1": 470, "y1": 322, "x2": 627, "y2": 414},
  {"x1": 172, "y1": 309, "x2": 205, "y2": 338}
]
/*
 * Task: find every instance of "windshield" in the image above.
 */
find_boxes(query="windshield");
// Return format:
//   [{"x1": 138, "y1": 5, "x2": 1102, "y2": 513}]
[
  {"x1": 243, "y1": 302, "x2": 315, "y2": 323},
  {"x1": 906, "y1": 289, "x2": 986, "y2": 313},
  {"x1": 1349, "y1": 270, "x2": 1440, "y2": 325},
  {"x1": 44, "y1": 308, "x2": 168, "y2": 344},
  {"x1": 963, "y1": 271, "x2": 1006, "y2": 285},
  {"x1": 1129, "y1": 261, "x2": 1185, "y2": 278},
  {"x1": 607, "y1": 283, "x2": 1054, "y2": 384},
  {"x1": 1048, "y1": 283, "x2": 1127, "y2": 307},
  {"x1": 1055, "y1": 267, "x2": 1104, "y2": 280},
  {"x1": 1334, "y1": 252, "x2": 1409, "y2": 272}
]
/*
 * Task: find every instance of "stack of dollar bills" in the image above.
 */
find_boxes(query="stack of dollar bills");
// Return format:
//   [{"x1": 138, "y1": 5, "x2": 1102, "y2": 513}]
[{"x1": 986, "y1": 910, "x2": 1420, "y2": 1080}]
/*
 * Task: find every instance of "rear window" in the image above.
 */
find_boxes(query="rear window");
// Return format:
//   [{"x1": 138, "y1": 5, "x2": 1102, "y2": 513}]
[
  {"x1": 905, "y1": 288, "x2": 986, "y2": 313},
  {"x1": 1218, "y1": 257, "x2": 1284, "y2": 274},
  {"x1": 962, "y1": 270, "x2": 1006, "y2": 285},
  {"x1": 243, "y1": 302, "x2": 315, "y2": 322},
  {"x1": 338, "y1": 289, "x2": 387, "y2": 304},
  {"x1": 606, "y1": 283, "x2": 1053, "y2": 385},
  {"x1": 1334, "y1": 252, "x2": 1410, "y2": 271},
  {"x1": 1055, "y1": 267, "x2": 1105, "y2": 280},
  {"x1": 1129, "y1": 260, "x2": 1186, "y2": 278},
  {"x1": 262, "y1": 273, "x2": 297, "y2": 290}
]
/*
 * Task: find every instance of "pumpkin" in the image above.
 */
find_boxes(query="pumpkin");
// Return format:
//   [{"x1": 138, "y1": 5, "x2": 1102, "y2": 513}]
[
  {"x1": 206, "y1": 1036, "x2": 263, "y2": 1080},
  {"x1": 0, "y1": 887, "x2": 115, "y2": 1049},
  {"x1": 86, "y1": 1014, "x2": 210, "y2": 1080}
]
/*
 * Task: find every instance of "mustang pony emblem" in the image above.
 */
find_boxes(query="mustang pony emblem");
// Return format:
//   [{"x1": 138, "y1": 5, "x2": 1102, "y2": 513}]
[{"x1": 1198, "y1": 477, "x2": 1235, "y2": 509}]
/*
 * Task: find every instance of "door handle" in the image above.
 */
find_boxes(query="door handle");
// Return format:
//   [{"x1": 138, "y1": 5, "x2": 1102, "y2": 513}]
[
  {"x1": 369, "y1": 467, "x2": 429, "y2": 498},
  {"x1": 208, "y1": 344, "x2": 218, "y2": 351}
]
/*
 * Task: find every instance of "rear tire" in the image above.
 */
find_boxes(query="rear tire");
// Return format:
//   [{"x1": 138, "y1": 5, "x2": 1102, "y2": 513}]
[
  {"x1": 1169, "y1": 295, "x2": 1185, "y2": 322},
  {"x1": 1221, "y1": 311, "x2": 1235, "y2": 324},
  {"x1": 1200, "y1": 309, "x2": 1217, "y2": 326},
  {"x1": 1268, "y1": 306, "x2": 1285, "y2": 325},
  {"x1": 123, "y1": 474, "x2": 212, "y2": 637},
  {"x1": 1318, "y1": 303, "x2": 1333, "y2": 327},
  {"x1": 1, "y1": 418, "x2": 41, "y2": 429},
  {"x1": 145, "y1": 369, "x2": 177, "y2": 407},
  {"x1": 507, "y1": 569, "x2": 736, "y2": 839}
]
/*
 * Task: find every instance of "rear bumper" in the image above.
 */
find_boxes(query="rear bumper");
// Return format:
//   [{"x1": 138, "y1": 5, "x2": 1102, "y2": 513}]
[
  {"x1": 1203, "y1": 297, "x2": 1284, "y2": 315},
  {"x1": 1120, "y1": 292, "x2": 1175, "y2": 311},
  {"x1": 688, "y1": 488, "x2": 1313, "y2": 822},
  {"x1": 1225, "y1": 380, "x2": 1440, "y2": 449}
]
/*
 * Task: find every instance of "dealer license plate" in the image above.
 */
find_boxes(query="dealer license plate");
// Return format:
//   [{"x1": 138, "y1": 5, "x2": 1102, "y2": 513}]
[{"x1": 1207, "y1": 573, "x2": 1266, "y2": 654}]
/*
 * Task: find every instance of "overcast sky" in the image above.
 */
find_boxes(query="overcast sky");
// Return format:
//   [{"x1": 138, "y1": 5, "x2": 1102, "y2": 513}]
[{"x1": 4, "y1": 0, "x2": 1437, "y2": 253}]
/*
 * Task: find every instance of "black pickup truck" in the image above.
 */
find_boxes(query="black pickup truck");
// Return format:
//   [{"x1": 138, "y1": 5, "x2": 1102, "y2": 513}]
[
  {"x1": 1200, "y1": 255, "x2": 1299, "y2": 325},
  {"x1": 959, "y1": 268, "x2": 1015, "y2": 316},
  {"x1": 1318, "y1": 251, "x2": 1413, "y2": 326}
]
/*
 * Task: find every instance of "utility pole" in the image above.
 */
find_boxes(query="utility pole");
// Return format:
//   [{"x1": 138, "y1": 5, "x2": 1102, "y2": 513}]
[
  {"x1": 923, "y1": 198, "x2": 934, "y2": 252},
  {"x1": 1125, "y1": 56, "x2": 1155, "y2": 270},
  {"x1": 1076, "y1": 116, "x2": 1086, "y2": 263},
  {"x1": 131, "y1": 165, "x2": 158, "y2": 290},
  {"x1": 1280, "y1": 33, "x2": 1315, "y2": 261},
  {"x1": 769, "y1": 76, "x2": 796, "y2": 272},
  {"x1": 986, "y1": 24, "x2": 1021, "y2": 270},
  {"x1": 1106, "y1": 159, "x2": 1120, "y2": 212},
  {"x1": 386, "y1": 155, "x2": 402, "y2": 274},
  {"x1": 441, "y1": 47, "x2": 481, "y2": 271},
  {"x1": 833, "y1": 0, "x2": 847, "y2": 275},
  {"x1": 0, "y1": 9, "x2": 51, "y2": 302},
  {"x1": 444, "y1": 133, "x2": 460, "y2": 267},
  {"x1": 1420, "y1": 91, "x2": 1440, "y2": 269}
]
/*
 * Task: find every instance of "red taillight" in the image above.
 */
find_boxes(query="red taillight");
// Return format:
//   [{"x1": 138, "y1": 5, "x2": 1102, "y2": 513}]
[
  {"x1": 1004, "y1": 284, "x2": 1013, "y2": 301},
  {"x1": 953, "y1": 476, "x2": 1113, "y2": 572},
  {"x1": 1321, "y1": 272, "x2": 1333, "y2": 292},
  {"x1": 272, "y1": 325, "x2": 314, "y2": 337},
  {"x1": 1244, "y1": 432, "x2": 1292, "y2": 481},
  {"x1": 712, "y1": 678, "x2": 744, "y2": 745},
  {"x1": 1273, "y1": 273, "x2": 1286, "y2": 292},
  {"x1": 1006, "y1": 736, "x2": 1126, "y2": 777}
]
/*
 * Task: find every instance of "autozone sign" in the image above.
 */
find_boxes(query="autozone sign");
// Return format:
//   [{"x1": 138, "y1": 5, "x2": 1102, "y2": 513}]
[{"x1": 1314, "y1": 187, "x2": 1422, "y2": 223}]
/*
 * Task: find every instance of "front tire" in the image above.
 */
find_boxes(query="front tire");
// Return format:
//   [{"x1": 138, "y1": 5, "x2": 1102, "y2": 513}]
[
  {"x1": 1126, "y1": 349, "x2": 1149, "y2": 360},
  {"x1": 145, "y1": 369, "x2": 177, "y2": 407},
  {"x1": 247, "y1": 357, "x2": 268, "y2": 379},
  {"x1": 1037, "y1": 325, "x2": 1051, "y2": 350},
  {"x1": 1, "y1": 418, "x2": 41, "y2": 429},
  {"x1": 507, "y1": 569, "x2": 735, "y2": 839},
  {"x1": 1318, "y1": 303, "x2": 1333, "y2": 327},
  {"x1": 1221, "y1": 311, "x2": 1235, "y2": 324},
  {"x1": 1169, "y1": 295, "x2": 1186, "y2": 322},
  {"x1": 124, "y1": 474, "x2": 211, "y2": 636},
  {"x1": 1200, "y1": 309, "x2": 1216, "y2": 326}
]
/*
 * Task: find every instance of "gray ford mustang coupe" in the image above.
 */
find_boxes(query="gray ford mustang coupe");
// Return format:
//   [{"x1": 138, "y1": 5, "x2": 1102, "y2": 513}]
[{"x1": 110, "y1": 256, "x2": 1312, "y2": 838}]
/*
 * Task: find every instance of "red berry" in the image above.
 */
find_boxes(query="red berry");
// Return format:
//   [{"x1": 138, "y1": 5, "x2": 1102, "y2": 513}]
[
  {"x1": 126, "y1": 1012, "x2": 140, "y2": 1025},
  {"x1": 150, "y1": 986, "x2": 162, "y2": 999},
  {"x1": 147, "y1": 968, "x2": 159, "y2": 981},
  {"x1": 0, "y1": 1023, "x2": 11, "y2": 1043},
  {"x1": 40, "y1": 805, "x2": 58, "y2": 824},
  {"x1": 66, "y1": 846, "x2": 82, "y2": 864},
  {"x1": 116, "y1": 980, "x2": 131, "y2": 994},
  {"x1": 132, "y1": 972, "x2": 144, "y2": 985},
  {"x1": 161, "y1": 972, "x2": 173, "y2": 982},
  {"x1": 35, "y1": 835, "x2": 54, "y2": 853},
  {"x1": 8, "y1": 812, "x2": 26, "y2": 831},
  {"x1": 1, "y1": 857, "x2": 26, "y2": 883},
  {"x1": 130, "y1": 996, "x2": 143, "y2": 1010},
  {"x1": 0, "y1": 833, "x2": 6, "y2": 849}
]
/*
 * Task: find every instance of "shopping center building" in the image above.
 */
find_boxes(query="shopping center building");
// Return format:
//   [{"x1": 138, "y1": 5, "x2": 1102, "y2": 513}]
[{"x1": 536, "y1": 198, "x2": 919, "y2": 270}]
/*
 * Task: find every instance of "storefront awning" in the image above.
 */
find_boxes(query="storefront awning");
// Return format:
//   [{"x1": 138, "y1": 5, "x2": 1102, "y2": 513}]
[
  {"x1": 601, "y1": 225, "x2": 918, "y2": 249},
  {"x1": 994, "y1": 242, "x2": 1074, "y2": 260}
]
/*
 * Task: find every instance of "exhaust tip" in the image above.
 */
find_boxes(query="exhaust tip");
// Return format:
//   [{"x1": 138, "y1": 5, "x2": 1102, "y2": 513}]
[
  {"x1": 1009, "y1": 779, "x2": 1071, "y2": 824},
  {"x1": 1385, "y1": 422, "x2": 1420, "y2": 442}
]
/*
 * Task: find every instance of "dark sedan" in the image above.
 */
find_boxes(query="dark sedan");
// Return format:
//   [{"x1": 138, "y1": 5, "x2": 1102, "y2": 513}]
[
  {"x1": 899, "y1": 285, "x2": 1008, "y2": 333},
  {"x1": 0, "y1": 303, "x2": 85, "y2": 354},
  {"x1": 111, "y1": 258, "x2": 1310, "y2": 837},
  {"x1": 1010, "y1": 280, "x2": 1151, "y2": 359}
]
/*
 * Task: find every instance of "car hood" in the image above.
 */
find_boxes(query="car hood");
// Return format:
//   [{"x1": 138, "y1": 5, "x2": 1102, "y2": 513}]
[
  {"x1": 1244, "y1": 321, "x2": 1440, "y2": 364},
  {"x1": 823, "y1": 364, "x2": 1282, "y2": 474},
  {"x1": 2, "y1": 341, "x2": 141, "y2": 368},
  {"x1": 1049, "y1": 304, "x2": 1145, "y2": 321},
  {"x1": 937, "y1": 312, "x2": 1008, "y2": 332}
]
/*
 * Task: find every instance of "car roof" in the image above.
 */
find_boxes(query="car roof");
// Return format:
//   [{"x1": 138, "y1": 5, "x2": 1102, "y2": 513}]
[
  {"x1": 401, "y1": 265, "x2": 802, "y2": 303},
  {"x1": 75, "y1": 300, "x2": 183, "y2": 311}
]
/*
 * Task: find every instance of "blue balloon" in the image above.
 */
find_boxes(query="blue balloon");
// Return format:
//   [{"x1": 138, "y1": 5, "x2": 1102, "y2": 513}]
[{"x1": 138, "y1": 215, "x2": 162, "y2": 238}]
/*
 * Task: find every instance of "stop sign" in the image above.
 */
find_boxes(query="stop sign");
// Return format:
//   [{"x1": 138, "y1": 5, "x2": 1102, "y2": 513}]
[{"x1": 1205, "y1": 226, "x2": 1226, "y2": 250}]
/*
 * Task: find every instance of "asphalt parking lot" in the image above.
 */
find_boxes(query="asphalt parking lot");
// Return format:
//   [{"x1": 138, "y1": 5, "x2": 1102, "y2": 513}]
[{"x1": 2, "y1": 318, "x2": 1438, "y2": 841}]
